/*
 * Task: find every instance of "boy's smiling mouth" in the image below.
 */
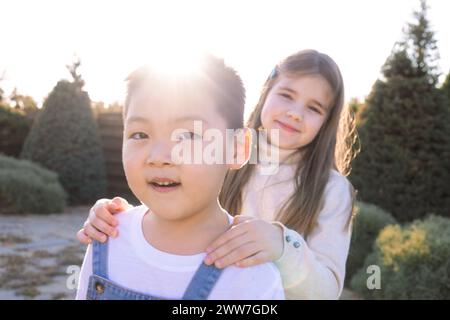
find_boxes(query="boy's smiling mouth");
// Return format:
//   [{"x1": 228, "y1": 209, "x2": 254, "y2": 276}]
[{"x1": 148, "y1": 177, "x2": 181, "y2": 193}]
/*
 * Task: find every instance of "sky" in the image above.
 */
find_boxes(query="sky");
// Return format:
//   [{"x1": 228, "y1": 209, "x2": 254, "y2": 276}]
[{"x1": 1, "y1": 0, "x2": 449, "y2": 118}]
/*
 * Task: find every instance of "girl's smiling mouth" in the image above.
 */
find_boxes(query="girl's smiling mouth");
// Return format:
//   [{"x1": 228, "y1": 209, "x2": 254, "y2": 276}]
[{"x1": 274, "y1": 120, "x2": 301, "y2": 133}]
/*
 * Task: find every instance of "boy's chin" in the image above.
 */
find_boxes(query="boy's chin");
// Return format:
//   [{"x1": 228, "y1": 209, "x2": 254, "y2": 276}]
[
  {"x1": 142, "y1": 201, "x2": 185, "y2": 219},
  {"x1": 150, "y1": 210, "x2": 193, "y2": 222}
]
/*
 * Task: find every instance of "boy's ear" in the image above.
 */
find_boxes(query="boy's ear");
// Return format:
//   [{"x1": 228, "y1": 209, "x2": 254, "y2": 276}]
[{"x1": 228, "y1": 127, "x2": 252, "y2": 170}]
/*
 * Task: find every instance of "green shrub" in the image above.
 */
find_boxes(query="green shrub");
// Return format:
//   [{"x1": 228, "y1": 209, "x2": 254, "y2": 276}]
[
  {"x1": 350, "y1": 215, "x2": 450, "y2": 299},
  {"x1": 0, "y1": 155, "x2": 67, "y2": 214},
  {"x1": 21, "y1": 79, "x2": 106, "y2": 205},
  {"x1": 345, "y1": 202, "x2": 397, "y2": 285},
  {"x1": 0, "y1": 105, "x2": 31, "y2": 157}
]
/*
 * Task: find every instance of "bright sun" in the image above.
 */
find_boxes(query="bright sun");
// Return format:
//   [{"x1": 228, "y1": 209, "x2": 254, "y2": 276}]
[
  {"x1": 131, "y1": 26, "x2": 212, "y2": 79},
  {"x1": 147, "y1": 48, "x2": 206, "y2": 77}
]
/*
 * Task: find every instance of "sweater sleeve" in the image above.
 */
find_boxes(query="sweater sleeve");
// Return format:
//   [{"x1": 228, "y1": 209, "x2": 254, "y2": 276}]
[{"x1": 272, "y1": 173, "x2": 356, "y2": 300}]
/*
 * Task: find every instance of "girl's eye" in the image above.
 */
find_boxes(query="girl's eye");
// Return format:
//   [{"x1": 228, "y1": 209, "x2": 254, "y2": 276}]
[
  {"x1": 279, "y1": 93, "x2": 292, "y2": 100},
  {"x1": 176, "y1": 131, "x2": 202, "y2": 141},
  {"x1": 309, "y1": 106, "x2": 322, "y2": 114},
  {"x1": 130, "y1": 132, "x2": 148, "y2": 140}
]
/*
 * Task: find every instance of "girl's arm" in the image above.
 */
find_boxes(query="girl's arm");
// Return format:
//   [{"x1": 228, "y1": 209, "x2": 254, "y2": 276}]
[
  {"x1": 272, "y1": 176, "x2": 353, "y2": 299},
  {"x1": 76, "y1": 197, "x2": 133, "y2": 244},
  {"x1": 205, "y1": 174, "x2": 354, "y2": 300}
]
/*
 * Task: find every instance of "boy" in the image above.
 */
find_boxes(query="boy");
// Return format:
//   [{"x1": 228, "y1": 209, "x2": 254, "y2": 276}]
[{"x1": 76, "y1": 55, "x2": 284, "y2": 299}]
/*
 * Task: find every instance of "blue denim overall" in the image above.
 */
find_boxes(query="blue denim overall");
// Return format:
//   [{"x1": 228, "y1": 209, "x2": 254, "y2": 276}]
[{"x1": 86, "y1": 240, "x2": 223, "y2": 300}]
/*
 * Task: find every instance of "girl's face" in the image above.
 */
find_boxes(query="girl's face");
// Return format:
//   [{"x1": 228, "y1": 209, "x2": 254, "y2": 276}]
[{"x1": 260, "y1": 74, "x2": 333, "y2": 150}]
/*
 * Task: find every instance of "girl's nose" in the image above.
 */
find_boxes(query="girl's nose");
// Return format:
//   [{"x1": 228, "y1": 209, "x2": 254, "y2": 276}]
[{"x1": 286, "y1": 110, "x2": 302, "y2": 122}]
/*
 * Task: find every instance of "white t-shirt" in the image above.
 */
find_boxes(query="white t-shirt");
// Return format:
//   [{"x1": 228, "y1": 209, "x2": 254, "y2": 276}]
[{"x1": 76, "y1": 205, "x2": 285, "y2": 300}]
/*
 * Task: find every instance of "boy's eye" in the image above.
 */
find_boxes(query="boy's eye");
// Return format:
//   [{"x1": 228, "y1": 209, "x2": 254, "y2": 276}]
[
  {"x1": 176, "y1": 131, "x2": 202, "y2": 141},
  {"x1": 130, "y1": 132, "x2": 148, "y2": 140}
]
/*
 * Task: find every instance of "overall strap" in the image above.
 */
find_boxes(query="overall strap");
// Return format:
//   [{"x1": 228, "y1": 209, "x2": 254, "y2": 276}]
[
  {"x1": 92, "y1": 240, "x2": 109, "y2": 279},
  {"x1": 182, "y1": 263, "x2": 224, "y2": 300}
]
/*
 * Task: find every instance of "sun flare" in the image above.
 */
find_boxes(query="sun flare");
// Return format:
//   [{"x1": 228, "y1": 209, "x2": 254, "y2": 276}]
[{"x1": 138, "y1": 44, "x2": 208, "y2": 79}]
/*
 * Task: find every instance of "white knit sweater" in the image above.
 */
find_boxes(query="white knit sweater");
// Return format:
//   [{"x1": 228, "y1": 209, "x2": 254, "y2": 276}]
[{"x1": 240, "y1": 135, "x2": 354, "y2": 299}]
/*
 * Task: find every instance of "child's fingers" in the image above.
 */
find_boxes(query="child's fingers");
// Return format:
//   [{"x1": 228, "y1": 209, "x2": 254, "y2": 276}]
[
  {"x1": 92, "y1": 198, "x2": 113, "y2": 209},
  {"x1": 90, "y1": 203, "x2": 118, "y2": 227},
  {"x1": 76, "y1": 228, "x2": 92, "y2": 245},
  {"x1": 232, "y1": 215, "x2": 253, "y2": 226},
  {"x1": 90, "y1": 216, "x2": 118, "y2": 238},
  {"x1": 235, "y1": 251, "x2": 269, "y2": 268},
  {"x1": 205, "y1": 223, "x2": 248, "y2": 254},
  {"x1": 214, "y1": 242, "x2": 261, "y2": 269},
  {"x1": 83, "y1": 222, "x2": 108, "y2": 243},
  {"x1": 111, "y1": 196, "x2": 130, "y2": 212},
  {"x1": 204, "y1": 233, "x2": 251, "y2": 265}
]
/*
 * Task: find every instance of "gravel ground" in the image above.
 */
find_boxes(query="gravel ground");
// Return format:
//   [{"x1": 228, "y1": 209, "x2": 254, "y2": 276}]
[
  {"x1": 0, "y1": 207, "x2": 88, "y2": 300},
  {"x1": 0, "y1": 207, "x2": 361, "y2": 300}
]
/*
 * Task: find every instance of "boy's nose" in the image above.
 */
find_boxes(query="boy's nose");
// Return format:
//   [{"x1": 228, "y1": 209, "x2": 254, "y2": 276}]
[{"x1": 146, "y1": 142, "x2": 175, "y2": 167}]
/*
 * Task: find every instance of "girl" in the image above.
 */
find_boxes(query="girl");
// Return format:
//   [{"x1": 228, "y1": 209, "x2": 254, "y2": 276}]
[{"x1": 77, "y1": 49, "x2": 358, "y2": 299}]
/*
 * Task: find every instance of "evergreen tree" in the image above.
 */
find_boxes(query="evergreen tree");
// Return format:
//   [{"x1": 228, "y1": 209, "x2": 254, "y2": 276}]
[
  {"x1": 21, "y1": 58, "x2": 106, "y2": 204},
  {"x1": 10, "y1": 87, "x2": 38, "y2": 111},
  {"x1": 0, "y1": 71, "x2": 6, "y2": 107},
  {"x1": 441, "y1": 71, "x2": 450, "y2": 102},
  {"x1": 0, "y1": 104, "x2": 31, "y2": 157},
  {"x1": 403, "y1": 0, "x2": 440, "y2": 84},
  {"x1": 350, "y1": 0, "x2": 450, "y2": 221}
]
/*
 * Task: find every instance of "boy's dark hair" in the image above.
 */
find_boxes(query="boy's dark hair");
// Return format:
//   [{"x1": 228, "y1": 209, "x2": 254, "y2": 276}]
[{"x1": 124, "y1": 54, "x2": 246, "y2": 129}]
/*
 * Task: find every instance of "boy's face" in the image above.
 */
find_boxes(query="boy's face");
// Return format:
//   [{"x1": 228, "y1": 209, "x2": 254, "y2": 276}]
[{"x1": 123, "y1": 84, "x2": 231, "y2": 221}]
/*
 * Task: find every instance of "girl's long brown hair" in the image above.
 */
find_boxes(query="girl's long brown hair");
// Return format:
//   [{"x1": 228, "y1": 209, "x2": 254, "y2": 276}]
[{"x1": 219, "y1": 49, "x2": 359, "y2": 237}]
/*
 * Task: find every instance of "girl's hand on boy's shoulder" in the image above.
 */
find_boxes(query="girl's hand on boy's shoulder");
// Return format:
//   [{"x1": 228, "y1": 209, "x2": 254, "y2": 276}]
[
  {"x1": 76, "y1": 197, "x2": 131, "y2": 245},
  {"x1": 204, "y1": 215, "x2": 284, "y2": 269}
]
